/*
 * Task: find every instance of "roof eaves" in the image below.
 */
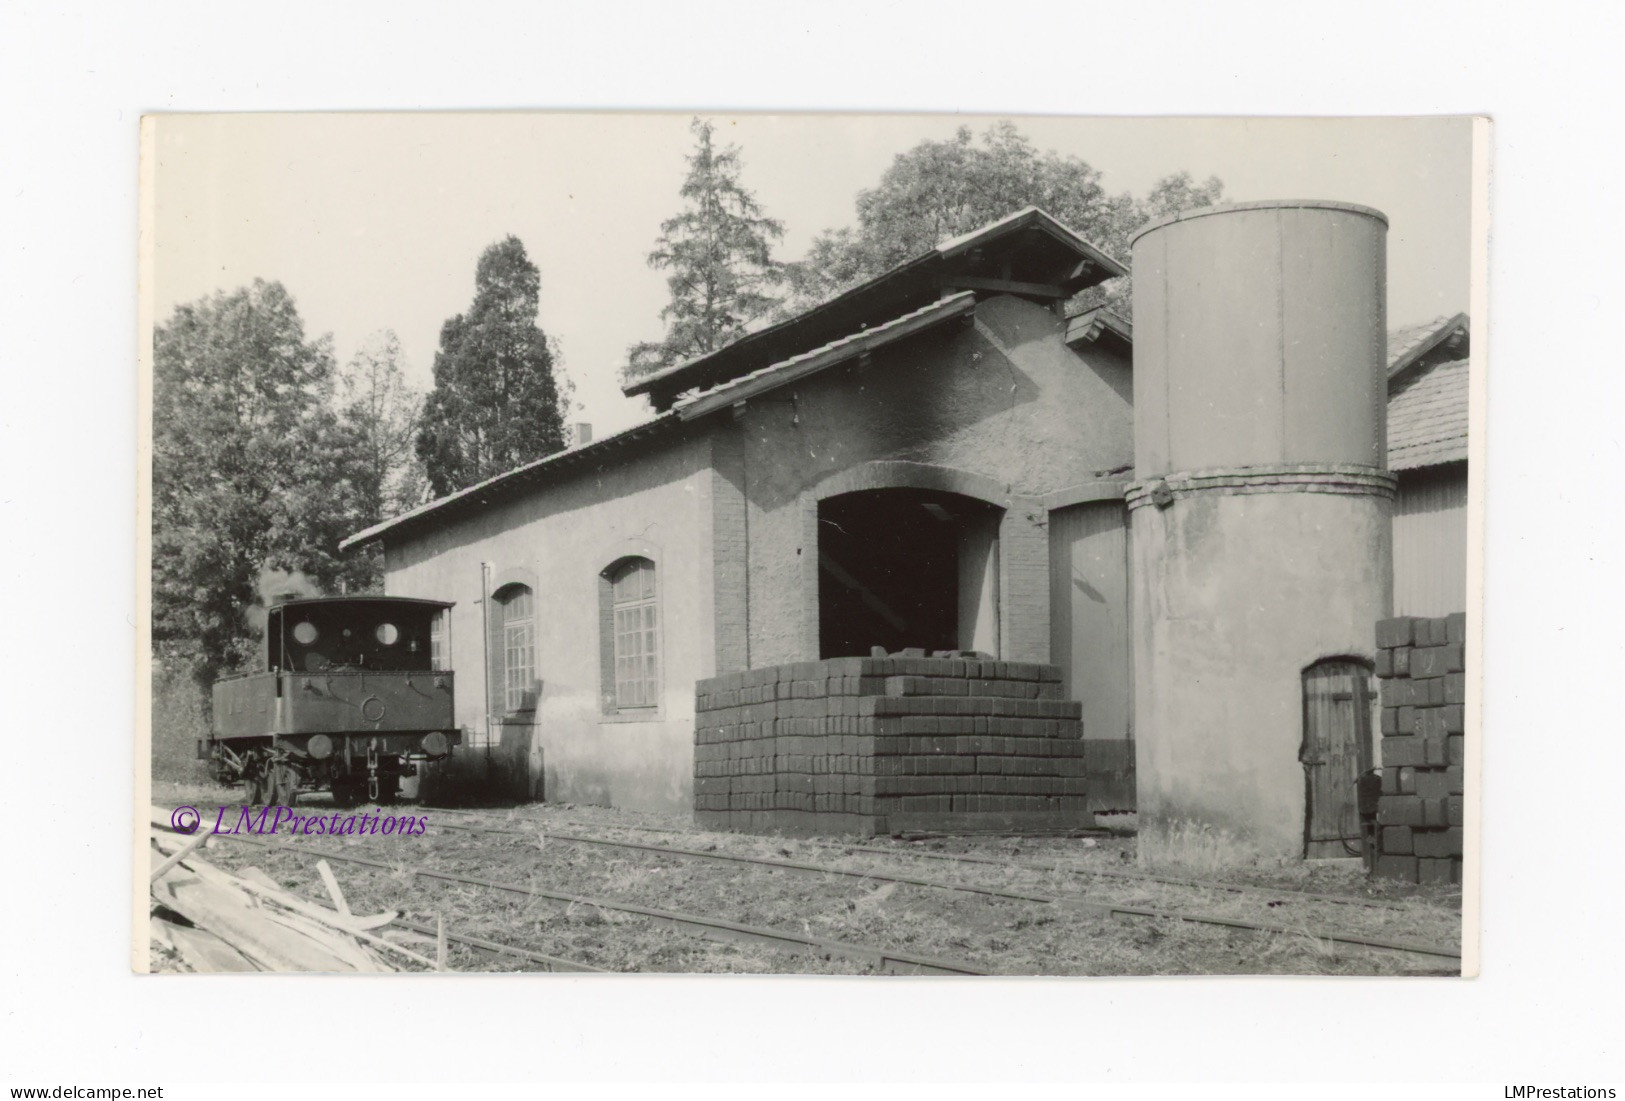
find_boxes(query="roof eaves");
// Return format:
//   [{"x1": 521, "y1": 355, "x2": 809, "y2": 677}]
[
  {"x1": 1064, "y1": 306, "x2": 1133, "y2": 349},
  {"x1": 936, "y1": 206, "x2": 1129, "y2": 279},
  {"x1": 339, "y1": 412, "x2": 682, "y2": 551},
  {"x1": 623, "y1": 207, "x2": 1125, "y2": 401},
  {"x1": 673, "y1": 292, "x2": 978, "y2": 422},
  {"x1": 620, "y1": 250, "x2": 939, "y2": 399},
  {"x1": 1387, "y1": 312, "x2": 1469, "y2": 382}
]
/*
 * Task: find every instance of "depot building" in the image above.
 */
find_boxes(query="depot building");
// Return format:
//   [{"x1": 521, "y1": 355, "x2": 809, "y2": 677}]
[{"x1": 341, "y1": 203, "x2": 1470, "y2": 856}]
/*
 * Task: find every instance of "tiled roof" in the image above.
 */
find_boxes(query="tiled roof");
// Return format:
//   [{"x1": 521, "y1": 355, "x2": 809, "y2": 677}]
[
  {"x1": 339, "y1": 411, "x2": 682, "y2": 551},
  {"x1": 1387, "y1": 312, "x2": 1468, "y2": 379},
  {"x1": 624, "y1": 206, "x2": 1125, "y2": 402},
  {"x1": 1386, "y1": 357, "x2": 1468, "y2": 471},
  {"x1": 671, "y1": 292, "x2": 978, "y2": 421},
  {"x1": 349, "y1": 304, "x2": 1474, "y2": 549}
]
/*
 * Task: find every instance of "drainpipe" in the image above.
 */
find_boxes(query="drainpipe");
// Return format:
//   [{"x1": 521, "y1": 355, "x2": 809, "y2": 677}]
[{"x1": 479, "y1": 561, "x2": 493, "y2": 759}]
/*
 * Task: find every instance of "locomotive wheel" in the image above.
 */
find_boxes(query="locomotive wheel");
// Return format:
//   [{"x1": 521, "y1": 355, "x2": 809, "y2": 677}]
[
  {"x1": 243, "y1": 772, "x2": 265, "y2": 806},
  {"x1": 270, "y1": 764, "x2": 298, "y2": 806}
]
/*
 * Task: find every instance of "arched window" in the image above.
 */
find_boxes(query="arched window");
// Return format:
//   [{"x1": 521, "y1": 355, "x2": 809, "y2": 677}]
[
  {"x1": 495, "y1": 584, "x2": 536, "y2": 713},
  {"x1": 602, "y1": 558, "x2": 659, "y2": 712}
]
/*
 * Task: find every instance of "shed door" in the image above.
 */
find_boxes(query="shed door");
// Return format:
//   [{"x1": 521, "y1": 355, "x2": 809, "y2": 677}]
[{"x1": 1300, "y1": 659, "x2": 1374, "y2": 859}]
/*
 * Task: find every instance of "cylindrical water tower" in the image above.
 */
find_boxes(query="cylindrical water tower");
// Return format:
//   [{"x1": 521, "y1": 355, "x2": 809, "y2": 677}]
[{"x1": 1127, "y1": 200, "x2": 1395, "y2": 860}]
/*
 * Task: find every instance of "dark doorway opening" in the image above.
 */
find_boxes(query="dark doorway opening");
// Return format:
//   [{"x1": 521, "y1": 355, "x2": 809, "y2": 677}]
[{"x1": 818, "y1": 488, "x2": 1003, "y2": 659}]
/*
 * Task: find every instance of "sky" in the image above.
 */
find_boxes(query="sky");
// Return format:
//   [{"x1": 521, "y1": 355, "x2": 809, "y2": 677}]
[{"x1": 150, "y1": 113, "x2": 1474, "y2": 439}]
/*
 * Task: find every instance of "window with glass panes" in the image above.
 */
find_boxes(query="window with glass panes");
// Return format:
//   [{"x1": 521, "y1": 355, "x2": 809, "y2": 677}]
[
  {"x1": 609, "y1": 559, "x2": 659, "y2": 709},
  {"x1": 498, "y1": 586, "x2": 535, "y2": 712},
  {"x1": 429, "y1": 609, "x2": 446, "y2": 671}
]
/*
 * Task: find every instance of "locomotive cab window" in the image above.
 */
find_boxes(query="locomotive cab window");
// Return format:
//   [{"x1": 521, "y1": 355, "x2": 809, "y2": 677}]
[{"x1": 278, "y1": 601, "x2": 437, "y2": 674}]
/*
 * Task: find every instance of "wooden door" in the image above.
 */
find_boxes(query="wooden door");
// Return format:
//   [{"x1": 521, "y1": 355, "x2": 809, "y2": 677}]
[{"x1": 1301, "y1": 659, "x2": 1374, "y2": 859}]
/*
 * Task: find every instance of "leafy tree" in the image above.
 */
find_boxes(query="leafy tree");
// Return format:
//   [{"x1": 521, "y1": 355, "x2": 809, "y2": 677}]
[
  {"x1": 1137, "y1": 170, "x2": 1227, "y2": 225},
  {"x1": 336, "y1": 329, "x2": 428, "y2": 522},
  {"x1": 417, "y1": 236, "x2": 567, "y2": 496},
  {"x1": 779, "y1": 121, "x2": 1225, "y2": 319},
  {"x1": 623, "y1": 118, "x2": 785, "y2": 382},
  {"x1": 152, "y1": 279, "x2": 368, "y2": 689}
]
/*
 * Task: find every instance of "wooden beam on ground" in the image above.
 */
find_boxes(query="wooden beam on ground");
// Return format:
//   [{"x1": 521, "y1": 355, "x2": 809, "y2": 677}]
[{"x1": 149, "y1": 829, "x2": 212, "y2": 883}]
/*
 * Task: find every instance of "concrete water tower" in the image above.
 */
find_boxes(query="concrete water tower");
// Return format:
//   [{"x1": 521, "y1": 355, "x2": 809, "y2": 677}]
[{"x1": 1127, "y1": 200, "x2": 1395, "y2": 860}]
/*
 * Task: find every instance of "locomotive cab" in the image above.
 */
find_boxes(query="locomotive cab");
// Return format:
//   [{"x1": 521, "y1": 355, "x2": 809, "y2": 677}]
[
  {"x1": 207, "y1": 595, "x2": 460, "y2": 807},
  {"x1": 270, "y1": 600, "x2": 438, "y2": 675}
]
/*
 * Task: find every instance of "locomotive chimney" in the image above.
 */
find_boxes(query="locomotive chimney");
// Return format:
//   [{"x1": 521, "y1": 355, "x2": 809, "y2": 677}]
[{"x1": 1127, "y1": 200, "x2": 1395, "y2": 860}]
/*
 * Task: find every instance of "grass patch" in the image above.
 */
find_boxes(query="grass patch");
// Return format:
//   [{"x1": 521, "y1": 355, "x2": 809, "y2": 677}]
[{"x1": 151, "y1": 664, "x2": 211, "y2": 784}]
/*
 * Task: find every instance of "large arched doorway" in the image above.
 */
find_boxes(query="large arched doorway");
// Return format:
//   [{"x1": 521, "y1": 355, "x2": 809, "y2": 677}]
[{"x1": 817, "y1": 488, "x2": 1003, "y2": 658}]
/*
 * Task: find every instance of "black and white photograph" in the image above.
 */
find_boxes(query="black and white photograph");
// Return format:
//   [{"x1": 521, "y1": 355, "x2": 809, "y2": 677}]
[
  {"x1": 11, "y1": 0, "x2": 1625, "y2": 1091},
  {"x1": 141, "y1": 112, "x2": 1481, "y2": 977}
]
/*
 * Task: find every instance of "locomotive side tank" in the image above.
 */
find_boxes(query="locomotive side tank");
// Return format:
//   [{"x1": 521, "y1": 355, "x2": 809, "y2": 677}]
[{"x1": 206, "y1": 596, "x2": 460, "y2": 806}]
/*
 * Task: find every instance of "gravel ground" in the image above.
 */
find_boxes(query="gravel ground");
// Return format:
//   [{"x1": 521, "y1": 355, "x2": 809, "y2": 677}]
[{"x1": 150, "y1": 781, "x2": 1463, "y2": 976}]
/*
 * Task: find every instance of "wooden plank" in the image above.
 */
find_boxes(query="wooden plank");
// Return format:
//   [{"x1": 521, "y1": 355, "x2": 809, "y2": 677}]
[
  {"x1": 149, "y1": 830, "x2": 212, "y2": 882},
  {"x1": 157, "y1": 919, "x2": 258, "y2": 972},
  {"x1": 153, "y1": 866, "x2": 368, "y2": 972}
]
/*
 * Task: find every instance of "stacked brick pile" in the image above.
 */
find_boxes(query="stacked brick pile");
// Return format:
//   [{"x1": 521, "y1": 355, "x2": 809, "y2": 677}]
[
  {"x1": 693, "y1": 655, "x2": 1087, "y2": 836},
  {"x1": 1372, "y1": 613, "x2": 1467, "y2": 885}
]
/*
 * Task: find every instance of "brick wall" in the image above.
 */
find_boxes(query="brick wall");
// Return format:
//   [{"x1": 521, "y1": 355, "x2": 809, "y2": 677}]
[
  {"x1": 694, "y1": 654, "x2": 1089, "y2": 836},
  {"x1": 1371, "y1": 613, "x2": 1466, "y2": 884}
]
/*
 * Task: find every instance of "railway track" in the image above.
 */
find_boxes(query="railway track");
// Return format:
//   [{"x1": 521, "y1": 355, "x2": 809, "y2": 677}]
[
  {"x1": 210, "y1": 832, "x2": 988, "y2": 975},
  {"x1": 157, "y1": 800, "x2": 1459, "y2": 971},
  {"x1": 389, "y1": 918, "x2": 607, "y2": 972},
  {"x1": 427, "y1": 805, "x2": 1419, "y2": 915},
  {"x1": 423, "y1": 813, "x2": 1460, "y2": 962}
]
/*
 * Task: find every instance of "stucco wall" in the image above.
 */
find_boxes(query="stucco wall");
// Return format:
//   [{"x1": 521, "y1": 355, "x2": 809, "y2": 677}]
[
  {"x1": 729, "y1": 294, "x2": 1134, "y2": 668},
  {"x1": 382, "y1": 432, "x2": 716, "y2": 815},
  {"x1": 1131, "y1": 487, "x2": 1392, "y2": 858}
]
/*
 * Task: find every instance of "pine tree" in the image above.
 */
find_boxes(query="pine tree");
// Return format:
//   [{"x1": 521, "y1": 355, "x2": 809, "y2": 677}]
[
  {"x1": 416, "y1": 236, "x2": 567, "y2": 497},
  {"x1": 624, "y1": 118, "x2": 784, "y2": 382}
]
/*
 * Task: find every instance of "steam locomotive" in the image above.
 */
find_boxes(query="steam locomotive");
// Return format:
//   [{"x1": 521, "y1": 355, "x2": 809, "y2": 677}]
[{"x1": 203, "y1": 596, "x2": 461, "y2": 806}]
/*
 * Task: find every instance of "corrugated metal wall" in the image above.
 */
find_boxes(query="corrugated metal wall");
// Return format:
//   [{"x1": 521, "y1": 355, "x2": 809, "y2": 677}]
[
  {"x1": 1392, "y1": 462, "x2": 1468, "y2": 617},
  {"x1": 1049, "y1": 500, "x2": 1134, "y2": 811}
]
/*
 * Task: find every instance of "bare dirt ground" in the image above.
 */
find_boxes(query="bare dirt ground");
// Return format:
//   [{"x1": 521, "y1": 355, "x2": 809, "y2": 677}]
[{"x1": 150, "y1": 780, "x2": 1463, "y2": 976}]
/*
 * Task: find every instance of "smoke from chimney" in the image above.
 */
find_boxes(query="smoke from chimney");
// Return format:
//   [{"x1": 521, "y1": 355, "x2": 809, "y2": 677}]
[{"x1": 245, "y1": 566, "x2": 324, "y2": 634}]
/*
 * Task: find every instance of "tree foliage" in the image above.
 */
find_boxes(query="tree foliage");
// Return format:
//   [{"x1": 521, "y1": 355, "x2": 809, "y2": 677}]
[
  {"x1": 624, "y1": 118, "x2": 785, "y2": 382},
  {"x1": 780, "y1": 122, "x2": 1225, "y2": 318},
  {"x1": 416, "y1": 236, "x2": 567, "y2": 496},
  {"x1": 1137, "y1": 170, "x2": 1227, "y2": 225},
  {"x1": 152, "y1": 280, "x2": 370, "y2": 688},
  {"x1": 336, "y1": 329, "x2": 428, "y2": 522}
]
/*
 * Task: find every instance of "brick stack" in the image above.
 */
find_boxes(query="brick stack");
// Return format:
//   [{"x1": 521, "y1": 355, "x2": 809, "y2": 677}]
[
  {"x1": 1372, "y1": 613, "x2": 1467, "y2": 885},
  {"x1": 693, "y1": 655, "x2": 1088, "y2": 836}
]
